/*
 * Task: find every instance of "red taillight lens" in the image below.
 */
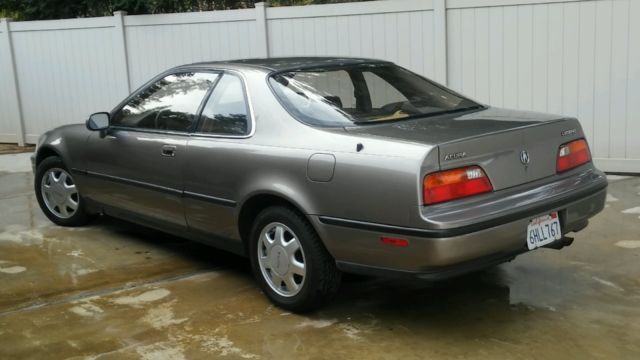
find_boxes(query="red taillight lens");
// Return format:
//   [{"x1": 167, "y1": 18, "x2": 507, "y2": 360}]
[
  {"x1": 556, "y1": 139, "x2": 591, "y2": 173},
  {"x1": 423, "y1": 166, "x2": 493, "y2": 205}
]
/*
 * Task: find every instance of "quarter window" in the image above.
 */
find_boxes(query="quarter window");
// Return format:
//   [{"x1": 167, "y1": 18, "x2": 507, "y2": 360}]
[
  {"x1": 198, "y1": 74, "x2": 250, "y2": 136},
  {"x1": 112, "y1": 72, "x2": 219, "y2": 132}
]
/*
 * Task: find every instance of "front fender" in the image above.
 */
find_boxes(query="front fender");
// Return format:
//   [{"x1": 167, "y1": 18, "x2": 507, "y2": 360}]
[{"x1": 34, "y1": 124, "x2": 91, "y2": 172}]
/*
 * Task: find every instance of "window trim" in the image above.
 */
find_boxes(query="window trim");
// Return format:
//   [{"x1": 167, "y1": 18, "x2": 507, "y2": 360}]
[{"x1": 192, "y1": 71, "x2": 253, "y2": 138}]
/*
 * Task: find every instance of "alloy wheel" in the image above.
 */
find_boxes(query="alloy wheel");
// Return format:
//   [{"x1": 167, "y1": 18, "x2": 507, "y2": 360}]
[
  {"x1": 257, "y1": 222, "x2": 307, "y2": 297},
  {"x1": 40, "y1": 168, "x2": 79, "y2": 219}
]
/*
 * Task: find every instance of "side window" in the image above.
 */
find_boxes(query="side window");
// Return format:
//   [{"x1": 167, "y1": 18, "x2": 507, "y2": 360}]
[
  {"x1": 198, "y1": 74, "x2": 250, "y2": 136},
  {"x1": 363, "y1": 71, "x2": 408, "y2": 109},
  {"x1": 112, "y1": 72, "x2": 219, "y2": 132}
]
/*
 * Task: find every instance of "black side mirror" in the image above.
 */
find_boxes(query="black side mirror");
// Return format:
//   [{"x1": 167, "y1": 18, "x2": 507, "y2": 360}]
[{"x1": 86, "y1": 112, "x2": 110, "y2": 131}]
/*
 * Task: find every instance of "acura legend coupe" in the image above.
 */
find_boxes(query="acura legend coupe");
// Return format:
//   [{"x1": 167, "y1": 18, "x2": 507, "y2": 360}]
[{"x1": 32, "y1": 57, "x2": 607, "y2": 312}]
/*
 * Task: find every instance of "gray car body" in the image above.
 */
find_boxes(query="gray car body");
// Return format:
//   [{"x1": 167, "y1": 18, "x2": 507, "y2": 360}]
[{"x1": 33, "y1": 57, "x2": 607, "y2": 279}]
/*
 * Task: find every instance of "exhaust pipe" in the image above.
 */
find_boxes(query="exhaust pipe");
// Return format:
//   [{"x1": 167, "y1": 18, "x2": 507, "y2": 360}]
[{"x1": 544, "y1": 236, "x2": 574, "y2": 250}]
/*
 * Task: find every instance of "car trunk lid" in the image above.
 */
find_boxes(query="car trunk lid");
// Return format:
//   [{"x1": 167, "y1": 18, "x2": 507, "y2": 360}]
[{"x1": 344, "y1": 107, "x2": 586, "y2": 190}]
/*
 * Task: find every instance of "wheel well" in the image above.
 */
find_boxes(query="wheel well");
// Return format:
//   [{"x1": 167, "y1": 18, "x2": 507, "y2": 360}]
[
  {"x1": 35, "y1": 146, "x2": 60, "y2": 166},
  {"x1": 237, "y1": 194, "x2": 307, "y2": 252}
]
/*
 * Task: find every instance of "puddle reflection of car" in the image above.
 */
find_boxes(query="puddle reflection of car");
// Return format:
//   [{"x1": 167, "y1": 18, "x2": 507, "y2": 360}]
[{"x1": 32, "y1": 57, "x2": 607, "y2": 312}]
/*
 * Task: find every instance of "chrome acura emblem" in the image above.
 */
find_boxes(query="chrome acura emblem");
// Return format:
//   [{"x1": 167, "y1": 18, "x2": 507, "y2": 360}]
[
  {"x1": 444, "y1": 151, "x2": 466, "y2": 161},
  {"x1": 520, "y1": 150, "x2": 530, "y2": 165}
]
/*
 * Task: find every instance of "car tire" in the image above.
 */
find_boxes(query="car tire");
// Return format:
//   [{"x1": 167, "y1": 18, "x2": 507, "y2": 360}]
[
  {"x1": 35, "y1": 156, "x2": 90, "y2": 227},
  {"x1": 249, "y1": 206, "x2": 341, "y2": 313}
]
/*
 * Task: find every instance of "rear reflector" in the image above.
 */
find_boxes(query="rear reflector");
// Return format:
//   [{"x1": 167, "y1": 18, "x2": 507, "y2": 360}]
[
  {"x1": 557, "y1": 139, "x2": 591, "y2": 173},
  {"x1": 423, "y1": 166, "x2": 493, "y2": 205},
  {"x1": 380, "y1": 237, "x2": 409, "y2": 247}
]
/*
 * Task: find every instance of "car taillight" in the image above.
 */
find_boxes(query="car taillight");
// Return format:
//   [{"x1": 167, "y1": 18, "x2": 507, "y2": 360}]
[
  {"x1": 556, "y1": 139, "x2": 591, "y2": 173},
  {"x1": 423, "y1": 166, "x2": 493, "y2": 205}
]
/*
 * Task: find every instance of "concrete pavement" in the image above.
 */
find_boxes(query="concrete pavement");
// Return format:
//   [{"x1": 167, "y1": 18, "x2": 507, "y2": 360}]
[{"x1": 1, "y1": 154, "x2": 639, "y2": 359}]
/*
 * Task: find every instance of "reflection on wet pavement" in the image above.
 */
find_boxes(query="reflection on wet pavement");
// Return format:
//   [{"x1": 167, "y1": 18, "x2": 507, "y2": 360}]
[{"x1": 0, "y1": 166, "x2": 639, "y2": 359}]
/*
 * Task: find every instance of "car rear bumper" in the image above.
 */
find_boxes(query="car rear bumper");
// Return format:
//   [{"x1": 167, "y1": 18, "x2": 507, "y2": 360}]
[{"x1": 310, "y1": 168, "x2": 607, "y2": 279}]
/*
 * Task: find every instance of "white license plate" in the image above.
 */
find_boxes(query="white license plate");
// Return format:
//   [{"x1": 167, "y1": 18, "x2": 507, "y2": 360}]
[{"x1": 526, "y1": 212, "x2": 562, "y2": 250}]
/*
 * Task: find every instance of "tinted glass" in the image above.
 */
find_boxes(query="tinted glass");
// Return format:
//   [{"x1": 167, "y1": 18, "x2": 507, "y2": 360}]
[
  {"x1": 291, "y1": 70, "x2": 356, "y2": 109},
  {"x1": 269, "y1": 63, "x2": 479, "y2": 127},
  {"x1": 112, "y1": 72, "x2": 219, "y2": 132},
  {"x1": 363, "y1": 71, "x2": 407, "y2": 108},
  {"x1": 198, "y1": 74, "x2": 249, "y2": 135}
]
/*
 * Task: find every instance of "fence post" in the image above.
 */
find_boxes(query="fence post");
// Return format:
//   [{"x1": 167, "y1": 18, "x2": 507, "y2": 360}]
[
  {"x1": 255, "y1": 2, "x2": 269, "y2": 58},
  {"x1": 113, "y1": 11, "x2": 131, "y2": 94},
  {"x1": 433, "y1": 0, "x2": 448, "y2": 85},
  {"x1": 0, "y1": 18, "x2": 26, "y2": 146}
]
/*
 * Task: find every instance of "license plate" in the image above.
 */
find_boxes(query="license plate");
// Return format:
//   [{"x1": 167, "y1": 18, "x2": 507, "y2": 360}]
[{"x1": 526, "y1": 212, "x2": 562, "y2": 250}]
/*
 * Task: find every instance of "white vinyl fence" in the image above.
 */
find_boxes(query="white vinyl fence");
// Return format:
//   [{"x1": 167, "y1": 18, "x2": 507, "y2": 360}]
[{"x1": 1, "y1": 0, "x2": 638, "y2": 172}]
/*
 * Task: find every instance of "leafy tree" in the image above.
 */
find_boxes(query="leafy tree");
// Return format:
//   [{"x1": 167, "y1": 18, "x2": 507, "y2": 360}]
[{"x1": 0, "y1": 0, "x2": 370, "y2": 20}]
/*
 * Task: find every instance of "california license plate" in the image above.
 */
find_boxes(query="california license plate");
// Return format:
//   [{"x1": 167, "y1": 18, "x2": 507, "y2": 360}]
[{"x1": 526, "y1": 212, "x2": 562, "y2": 250}]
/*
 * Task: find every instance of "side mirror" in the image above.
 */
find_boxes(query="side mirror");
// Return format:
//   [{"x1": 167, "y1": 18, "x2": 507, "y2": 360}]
[{"x1": 86, "y1": 112, "x2": 110, "y2": 131}]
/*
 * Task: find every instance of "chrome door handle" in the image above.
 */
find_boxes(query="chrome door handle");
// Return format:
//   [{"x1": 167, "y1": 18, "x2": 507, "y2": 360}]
[{"x1": 161, "y1": 145, "x2": 176, "y2": 157}]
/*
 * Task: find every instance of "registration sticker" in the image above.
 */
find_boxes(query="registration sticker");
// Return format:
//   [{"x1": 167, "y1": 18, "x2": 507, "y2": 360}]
[{"x1": 526, "y1": 212, "x2": 562, "y2": 250}]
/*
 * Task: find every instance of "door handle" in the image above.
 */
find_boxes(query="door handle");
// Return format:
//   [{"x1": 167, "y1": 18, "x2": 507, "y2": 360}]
[{"x1": 161, "y1": 145, "x2": 176, "y2": 157}]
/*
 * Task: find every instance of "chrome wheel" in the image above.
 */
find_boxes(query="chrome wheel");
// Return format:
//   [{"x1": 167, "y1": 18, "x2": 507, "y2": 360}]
[
  {"x1": 258, "y1": 222, "x2": 306, "y2": 297},
  {"x1": 40, "y1": 168, "x2": 79, "y2": 219}
]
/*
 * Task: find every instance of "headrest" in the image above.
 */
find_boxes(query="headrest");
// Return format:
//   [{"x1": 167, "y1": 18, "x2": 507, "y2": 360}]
[{"x1": 324, "y1": 96, "x2": 342, "y2": 108}]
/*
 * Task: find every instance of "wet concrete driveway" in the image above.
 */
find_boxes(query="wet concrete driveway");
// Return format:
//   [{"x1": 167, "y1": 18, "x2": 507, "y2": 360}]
[{"x1": 1, "y1": 155, "x2": 639, "y2": 359}]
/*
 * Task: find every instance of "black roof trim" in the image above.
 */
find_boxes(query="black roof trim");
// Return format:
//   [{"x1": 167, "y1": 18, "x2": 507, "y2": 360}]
[{"x1": 187, "y1": 57, "x2": 392, "y2": 72}]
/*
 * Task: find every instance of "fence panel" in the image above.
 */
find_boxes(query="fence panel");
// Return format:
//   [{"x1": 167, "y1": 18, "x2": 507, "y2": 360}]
[
  {"x1": 0, "y1": 0, "x2": 638, "y2": 172},
  {"x1": 9, "y1": 19, "x2": 125, "y2": 142},
  {"x1": 446, "y1": 0, "x2": 640, "y2": 172},
  {"x1": 266, "y1": 0, "x2": 438, "y2": 79},
  {"x1": 124, "y1": 10, "x2": 259, "y2": 89},
  {"x1": 0, "y1": 24, "x2": 18, "y2": 142}
]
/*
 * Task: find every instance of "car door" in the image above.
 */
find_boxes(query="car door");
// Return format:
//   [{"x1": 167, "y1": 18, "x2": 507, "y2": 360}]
[
  {"x1": 83, "y1": 71, "x2": 220, "y2": 229},
  {"x1": 183, "y1": 72, "x2": 253, "y2": 243}
]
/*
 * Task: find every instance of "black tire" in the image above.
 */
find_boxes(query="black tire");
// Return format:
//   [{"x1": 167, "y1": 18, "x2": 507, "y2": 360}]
[
  {"x1": 35, "y1": 156, "x2": 90, "y2": 227},
  {"x1": 249, "y1": 206, "x2": 341, "y2": 313}
]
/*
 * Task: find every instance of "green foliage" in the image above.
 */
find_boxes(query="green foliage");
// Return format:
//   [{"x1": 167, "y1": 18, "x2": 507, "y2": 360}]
[{"x1": 0, "y1": 0, "x2": 370, "y2": 20}]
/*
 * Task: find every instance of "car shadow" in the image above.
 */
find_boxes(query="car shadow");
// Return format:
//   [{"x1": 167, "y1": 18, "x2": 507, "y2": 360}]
[
  {"x1": 91, "y1": 215, "x2": 528, "y2": 330},
  {"x1": 90, "y1": 215, "x2": 253, "y2": 276}
]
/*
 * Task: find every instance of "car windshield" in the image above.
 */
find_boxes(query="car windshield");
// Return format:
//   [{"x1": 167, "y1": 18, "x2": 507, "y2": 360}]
[{"x1": 269, "y1": 63, "x2": 480, "y2": 127}]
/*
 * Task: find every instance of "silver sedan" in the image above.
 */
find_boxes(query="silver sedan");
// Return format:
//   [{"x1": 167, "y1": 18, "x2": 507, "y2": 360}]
[{"x1": 32, "y1": 57, "x2": 607, "y2": 312}]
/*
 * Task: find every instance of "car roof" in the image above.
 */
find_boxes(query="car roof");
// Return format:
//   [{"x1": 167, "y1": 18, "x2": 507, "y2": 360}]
[{"x1": 182, "y1": 57, "x2": 392, "y2": 73}]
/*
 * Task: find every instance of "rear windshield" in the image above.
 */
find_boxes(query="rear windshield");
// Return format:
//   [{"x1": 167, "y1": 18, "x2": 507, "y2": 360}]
[{"x1": 269, "y1": 63, "x2": 480, "y2": 127}]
